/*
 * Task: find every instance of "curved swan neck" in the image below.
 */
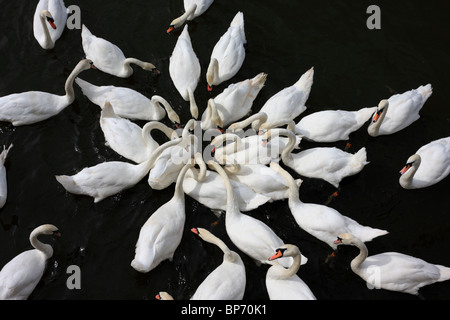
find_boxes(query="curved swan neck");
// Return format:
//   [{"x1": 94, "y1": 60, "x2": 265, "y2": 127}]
[
  {"x1": 64, "y1": 61, "x2": 91, "y2": 104},
  {"x1": 30, "y1": 227, "x2": 54, "y2": 259},
  {"x1": 206, "y1": 58, "x2": 219, "y2": 87},
  {"x1": 208, "y1": 99, "x2": 223, "y2": 128},
  {"x1": 207, "y1": 161, "x2": 239, "y2": 213},
  {"x1": 151, "y1": 96, "x2": 180, "y2": 125},
  {"x1": 260, "y1": 118, "x2": 296, "y2": 132},
  {"x1": 212, "y1": 133, "x2": 242, "y2": 154},
  {"x1": 142, "y1": 121, "x2": 176, "y2": 148},
  {"x1": 399, "y1": 155, "x2": 421, "y2": 189},
  {"x1": 174, "y1": 160, "x2": 194, "y2": 199},
  {"x1": 349, "y1": 237, "x2": 369, "y2": 272},
  {"x1": 188, "y1": 88, "x2": 199, "y2": 119},
  {"x1": 143, "y1": 137, "x2": 183, "y2": 172},
  {"x1": 39, "y1": 10, "x2": 54, "y2": 49},
  {"x1": 269, "y1": 162, "x2": 301, "y2": 205},
  {"x1": 229, "y1": 112, "x2": 268, "y2": 132},
  {"x1": 267, "y1": 129, "x2": 296, "y2": 162}
]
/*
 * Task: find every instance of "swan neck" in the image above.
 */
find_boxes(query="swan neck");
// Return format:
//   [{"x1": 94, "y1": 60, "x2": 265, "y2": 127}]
[
  {"x1": 30, "y1": 229, "x2": 53, "y2": 259},
  {"x1": 207, "y1": 58, "x2": 219, "y2": 85},
  {"x1": 209, "y1": 161, "x2": 239, "y2": 213},
  {"x1": 399, "y1": 160, "x2": 420, "y2": 189},
  {"x1": 231, "y1": 112, "x2": 267, "y2": 132},
  {"x1": 277, "y1": 130, "x2": 296, "y2": 163},
  {"x1": 64, "y1": 64, "x2": 86, "y2": 104},
  {"x1": 350, "y1": 238, "x2": 369, "y2": 272},
  {"x1": 171, "y1": 3, "x2": 197, "y2": 27},
  {"x1": 174, "y1": 161, "x2": 194, "y2": 199},
  {"x1": 368, "y1": 104, "x2": 387, "y2": 136},
  {"x1": 39, "y1": 11, "x2": 54, "y2": 49},
  {"x1": 142, "y1": 122, "x2": 175, "y2": 148}
]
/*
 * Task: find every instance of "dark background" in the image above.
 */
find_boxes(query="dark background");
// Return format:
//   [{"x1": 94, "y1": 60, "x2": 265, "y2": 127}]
[{"x1": 0, "y1": 0, "x2": 449, "y2": 300}]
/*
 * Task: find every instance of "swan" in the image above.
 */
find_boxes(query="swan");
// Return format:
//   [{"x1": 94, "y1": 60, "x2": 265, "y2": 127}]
[
  {"x1": 148, "y1": 120, "x2": 197, "y2": 190},
  {"x1": 206, "y1": 12, "x2": 246, "y2": 91},
  {"x1": 200, "y1": 73, "x2": 268, "y2": 130},
  {"x1": 207, "y1": 160, "x2": 307, "y2": 267},
  {"x1": 0, "y1": 144, "x2": 13, "y2": 209},
  {"x1": 367, "y1": 84, "x2": 433, "y2": 137},
  {"x1": 399, "y1": 136, "x2": 450, "y2": 189},
  {"x1": 182, "y1": 153, "x2": 271, "y2": 214},
  {"x1": 169, "y1": 25, "x2": 201, "y2": 119},
  {"x1": 75, "y1": 78, "x2": 180, "y2": 123},
  {"x1": 156, "y1": 292, "x2": 174, "y2": 300},
  {"x1": 167, "y1": 0, "x2": 214, "y2": 32},
  {"x1": 81, "y1": 24, "x2": 159, "y2": 78},
  {"x1": 33, "y1": 0, "x2": 67, "y2": 49},
  {"x1": 0, "y1": 224, "x2": 60, "y2": 300},
  {"x1": 190, "y1": 227, "x2": 246, "y2": 300},
  {"x1": 293, "y1": 106, "x2": 378, "y2": 142},
  {"x1": 100, "y1": 102, "x2": 178, "y2": 163},
  {"x1": 334, "y1": 233, "x2": 450, "y2": 296},
  {"x1": 55, "y1": 138, "x2": 183, "y2": 203},
  {"x1": 266, "y1": 244, "x2": 316, "y2": 300},
  {"x1": 0, "y1": 59, "x2": 94, "y2": 126},
  {"x1": 252, "y1": 67, "x2": 314, "y2": 131},
  {"x1": 270, "y1": 162, "x2": 388, "y2": 249},
  {"x1": 131, "y1": 161, "x2": 194, "y2": 273},
  {"x1": 263, "y1": 129, "x2": 370, "y2": 188}
]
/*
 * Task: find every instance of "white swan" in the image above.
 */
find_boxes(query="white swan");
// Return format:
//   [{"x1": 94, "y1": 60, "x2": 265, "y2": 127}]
[
  {"x1": 206, "y1": 12, "x2": 246, "y2": 91},
  {"x1": 367, "y1": 84, "x2": 433, "y2": 137},
  {"x1": 75, "y1": 78, "x2": 180, "y2": 123},
  {"x1": 399, "y1": 136, "x2": 450, "y2": 189},
  {"x1": 293, "y1": 106, "x2": 377, "y2": 142},
  {"x1": 207, "y1": 160, "x2": 307, "y2": 267},
  {"x1": 252, "y1": 67, "x2": 314, "y2": 131},
  {"x1": 334, "y1": 233, "x2": 450, "y2": 296},
  {"x1": 131, "y1": 161, "x2": 194, "y2": 273},
  {"x1": 33, "y1": 0, "x2": 67, "y2": 49},
  {"x1": 0, "y1": 59, "x2": 94, "y2": 126},
  {"x1": 100, "y1": 102, "x2": 178, "y2": 163},
  {"x1": 200, "y1": 99, "x2": 224, "y2": 131},
  {"x1": 263, "y1": 129, "x2": 370, "y2": 188},
  {"x1": 200, "y1": 73, "x2": 268, "y2": 130},
  {"x1": 167, "y1": 0, "x2": 214, "y2": 32},
  {"x1": 182, "y1": 153, "x2": 271, "y2": 214},
  {"x1": 81, "y1": 24, "x2": 159, "y2": 78},
  {"x1": 55, "y1": 138, "x2": 183, "y2": 203},
  {"x1": 266, "y1": 244, "x2": 316, "y2": 300},
  {"x1": 270, "y1": 162, "x2": 388, "y2": 249},
  {"x1": 0, "y1": 224, "x2": 60, "y2": 300},
  {"x1": 190, "y1": 227, "x2": 246, "y2": 300},
  {"x1": 169, "y1": 25, "x2": 201, "y2": 119},
  {"x1": 148, "y1": 120, "x2": 197, "y2": 190},
  {"x1": 0, "y1": 144, "x2": 13, "y2": 209}
]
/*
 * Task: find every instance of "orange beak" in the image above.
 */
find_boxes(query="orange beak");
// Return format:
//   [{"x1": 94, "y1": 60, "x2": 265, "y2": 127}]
[
  {"x1": 400, "y1": 164, "x2": 411, "y2": 175},
  {"x1": 191, "y1": 227, "x2": 199, "y2": 235},
  {"x1": 268, "y1": 250, "x2": 283, "y2": 261},
  {"x1": 47, "y1": 19, "x2": 56, "y2": 29},
  {"x1": 167, "y1": 26, "x2": 175, "y2": 33},
  {"x1": 334, "y1": 238, "x2": 342, "y2": 244},
  {"x1": 155, "y1": 294, "x2": 161, "y2": 300},
  {"x1": 207, "y1": 84, "x2": 213, "y2": 92}
]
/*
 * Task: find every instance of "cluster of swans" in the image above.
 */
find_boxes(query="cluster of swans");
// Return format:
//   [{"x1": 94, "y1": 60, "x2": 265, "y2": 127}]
[{"x1": 0, "y1": 0, "x2": 450, "y2": 300}]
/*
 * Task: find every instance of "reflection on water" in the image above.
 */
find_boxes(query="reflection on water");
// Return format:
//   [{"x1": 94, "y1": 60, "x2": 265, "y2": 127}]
[{"x1": 0, "y1": 0, "x2": 449, "y2": 300}]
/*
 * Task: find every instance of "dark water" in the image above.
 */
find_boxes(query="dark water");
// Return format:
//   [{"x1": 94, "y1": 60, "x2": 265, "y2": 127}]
[{"x1": 0, "y1": 0, "x2": 449, "y2": 302}]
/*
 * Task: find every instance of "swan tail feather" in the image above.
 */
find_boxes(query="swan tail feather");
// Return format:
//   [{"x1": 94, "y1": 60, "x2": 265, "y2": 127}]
[
  {"x1": 294, "y1": 67, "x2": 314, "y2": 91},
  {"x1": 0, "y1": 144, "x2": 13, "y2": 164},
  {"x1": 55, "y1": 175, "x2": 83, "y2": 194},
  {"x1": 101, "y1": 101, "x2": 117, "y2": 119},
  {"x1": 230, "y1": 11, "x2": 244, "y2": 28},
  {"x1": 251, "y1": 73, "x2": 268, "y2": 90},
  {"x1": 417, "y1": 84, "x2": 433, "y2": 101},
  {"x1": 436, "y1": 266, "x2": 450, "y2": 282},
  {"x1": 351, "y1": 147, "x2": 370, "y2": 169}
]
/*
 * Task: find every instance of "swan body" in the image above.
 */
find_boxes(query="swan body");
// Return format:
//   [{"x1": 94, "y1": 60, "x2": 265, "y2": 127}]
[
  {"x1": 270, "y1": 162, "x2": 388, "y2": 249},
  {"x1": 131, "y1": 162, "x2": 193, "y2": 273},
  {"x1": 368, "y1": 84, "x2": 433, "y2": 136},
  {"x1": 0, "y1": 144, "x2": 13, "y2": 209},
  {"x1": 100, "y1": 102, "x2": 177, "y2": 163},
  {"x1": 294, "y1": 106, "x2": 377, "y2": 142},
  {"x1": 55, "y1": 138, "x2": 182, "y2": 203},
  {"x1": 75, "y1": 78, "x2": 180, "y2": 123},
  {"x1": 0, "y1": 224, "x2": 60, "y2": 300},
  {"x1": 264, "y1": 129, "x2": 369, "y2": 188},
  {"x1": 207, "y1": 160, "x2": 307, "y2": 267},
  {"x1": 266, "y1": 244, "x2": 316, "y2": 300},
  {"x1": 253, "y1": 67, "x2": 314, "y2": 131},
  {"x1": 0, "y1": 59, "x2": 93, "y2": 126},
  {"x1": 399, "y1": 136, "x2": 450, "y2": 189},
  {"x1": 334, "y1": 233, "x2": 450, "y2": 295},
  {"x1": 81, "y1": 24, "x2": 159, "y2": 78},
  {"x1": 201, "y1": 73, "x2": 268, "y2": 130},
  {"x1": 169, "y1": 25, "x2": 201, "y2": 119},
  {"x1": 190, "y1": 227, "x2": 246, "y2": 300},
  {"x1": 33, "y1": 0, "x2": 67, "y2": 49},
  {"x1": 206, "y1": 12, "x2": 246, "y2": 90},
  {"x1": 167, "y1": 0, "x2": 214, "y2": 32}
]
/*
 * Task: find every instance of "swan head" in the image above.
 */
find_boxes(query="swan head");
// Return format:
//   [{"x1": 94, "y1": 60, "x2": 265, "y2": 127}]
[
  {"x1": 32, "y1": 224, "x2": 61, "y2": 238},
  {"x1": 333, "y1": 233, "x2": 356, "y2": 246},
  {"x1": 40, "y1": 10, "x2": 56, "y2": 29},
  {"x1": 155, "y1": 292, "x2": 174, "y2": 300},
  {"x1": 372, "y1": 99, "x2": 389, "y2": 123},
  {"x1": 141, "y1": 62, "x2": 160, "y2": 74},
  {"x1": 400, "y1": 154, "x2": 421, "y2": 175},
  {"x1": 268, "y1": 244, "x2": 301, "y2": 261}
]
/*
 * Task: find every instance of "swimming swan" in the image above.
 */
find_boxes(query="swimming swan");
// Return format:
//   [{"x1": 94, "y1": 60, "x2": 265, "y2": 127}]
[
  {"x1": 0, "y1": 224, "x2": 60, "y2": 300},
  {"x1": 167, "y1": 0, "x2": 214, "y2": 32},
  {"x1": 81, "y1": 24, "x2": 159, "y2": 78},
  {"x1": 0, "y1": 59, "x2": 94, "y2": 126},
  {"x1": 33, "y1": 0, "x2": 67, "y2": 49}
]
